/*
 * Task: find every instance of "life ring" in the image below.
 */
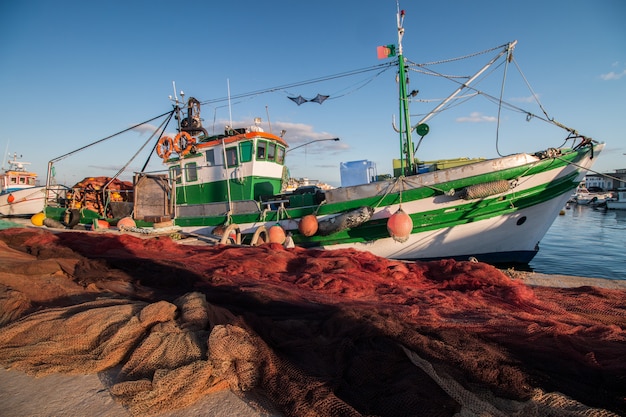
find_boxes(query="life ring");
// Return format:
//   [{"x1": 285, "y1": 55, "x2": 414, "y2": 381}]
[
  {"x1": 173, "y1": 131, "x2": 196, "y2": 156},
  {"x1": 250, "y1": 226, "x2": 268, "y2": 246},
  {"x1": 156, "y1": 136, "x2": 174, "y2": 160},
  {"x1": 219, "y1": 223, "x2": 241, "y2": 245}
]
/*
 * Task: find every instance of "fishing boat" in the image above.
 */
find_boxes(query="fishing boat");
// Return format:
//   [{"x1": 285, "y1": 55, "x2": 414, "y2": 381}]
[
  {"x1": 43, "y1": 6, "x2": 604, "y2": 264},
  {"x1": 0, "y1": 153, "x2": 68, "y2": 217}
]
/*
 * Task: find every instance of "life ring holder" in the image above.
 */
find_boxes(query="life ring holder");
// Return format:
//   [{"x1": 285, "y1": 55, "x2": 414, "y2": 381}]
[
  {"x1": 156, "y1": 136, "x2": 174, "y2": 161},
  {"x1": 219, "y1": 223, "x2": 241, "y2": 245},
  {"x1": 173, "y1": 132, "x2": 196, "y2": 156},
  {"x1": 250, "y1": 226, "x2": 268, "y2": 246}
]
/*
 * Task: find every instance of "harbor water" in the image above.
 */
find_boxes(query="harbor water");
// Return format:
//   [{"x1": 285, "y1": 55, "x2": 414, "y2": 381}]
[
  {"x1": 529, "y1": 204, "x2": 626, "y2": 281},
  {"x1": 1, "y1": 205, "x2": 625, "y2": 281}
]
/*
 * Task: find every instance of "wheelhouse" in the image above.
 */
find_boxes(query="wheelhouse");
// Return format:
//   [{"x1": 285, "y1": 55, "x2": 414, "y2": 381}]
[{"x1": 165, "y1": 129, "x2": 288, "y2": 206}]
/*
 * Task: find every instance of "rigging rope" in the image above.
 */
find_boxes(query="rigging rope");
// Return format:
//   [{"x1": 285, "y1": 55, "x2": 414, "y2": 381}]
[
  {"x1": 141, "y1": 111, "x2": 175, "y2": 172},
  {"x1": 102, "y1": 112, "x2": 175, "y2": 207},
  {"x1": 199, "y1": 63, "x2": 395, "y2": 106},
  {"x1": 49, "y1": 110, "x2": 174, "y2": 164},
  {"x1": 557, "y1": 156, "x2": 623, "y2": 183},
  {"x1": 495, "y1": 46, "x2": 512, "y2": 156}
]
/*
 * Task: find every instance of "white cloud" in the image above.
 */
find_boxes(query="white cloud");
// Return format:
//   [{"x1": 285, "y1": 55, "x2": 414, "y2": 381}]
[
  {"x1": 510, "y1": 94, "x2": 539, "y2": 103},
  {"x1": 132, "y1": 123, "x2": 160, "y2": 135},
  {"x1": 600, "y1": 69, "x2": 626, "y2": 81},
  {"x1": 456, "y1": 112, "x2": 497, "y2": 123}
]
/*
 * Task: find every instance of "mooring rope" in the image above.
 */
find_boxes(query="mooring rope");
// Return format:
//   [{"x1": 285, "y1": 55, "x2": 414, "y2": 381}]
[
  {"x1": 373, "y1": 176, "x2": 404, "y2": 209},
  {"x1": 556, "y1": 156, "x2": 623, "y2": 183}
]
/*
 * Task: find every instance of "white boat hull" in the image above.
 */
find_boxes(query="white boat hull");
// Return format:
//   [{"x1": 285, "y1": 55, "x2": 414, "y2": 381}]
[
  {"x1": 0, "y1": 186, "x2": 67, "y2": 217},
  {"x1": 321, "y1": 193, "x2": 571, "y2": 263},
  {"x1": 606, "y1": 201, "x2": 626, "y2": 210}
]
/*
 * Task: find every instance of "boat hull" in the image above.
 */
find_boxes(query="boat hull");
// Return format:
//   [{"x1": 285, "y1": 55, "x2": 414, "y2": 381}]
[
  {"x1": 319, "y1": 194, "x2": 570, "y2": 264},
  {"x1": 175, "y1": 144, "x2": 603, "y2": 264},
  {"x1": 606, "y1": 201, "x2": 626, "y2": 210},
  {"x1": 1, "y1": 186, "x2": 68, "y2": 217}
]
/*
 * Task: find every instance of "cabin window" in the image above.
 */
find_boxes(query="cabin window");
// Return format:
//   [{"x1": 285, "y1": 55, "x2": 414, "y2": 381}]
[
  {"x1": 225, "y1": 147, "x2": 238, "y2": 167},
  {"x1": 19, "y1": 177, "x2": 26, "y2": 184},
  {"x1": 276, "y1": 146, "x2": 285, "y2": 164},
  {"x1": 170, "y1": 165, "x2": 182, "y2": 184},
  {"x1": 27, "y1": 177, "x2": 36, "y2": 185},
  {"x1": 185, "y1": 162, "x2": 198, "y2": 182},
  {"x1": 205, "y1": 149, "x2": 215, "y2": 166},
  {"x1": 240, "y1": 141, "x2": 253, "y2": 163},
  {"x1": 10, "y1": 177, "x2": 17, "y2": 184},
  {"x1": 257, "y1": 140, "x2": 267, "y2": 160},
  {"x1": 267, "y1": 143, "x2": 276, "y2": 161}
]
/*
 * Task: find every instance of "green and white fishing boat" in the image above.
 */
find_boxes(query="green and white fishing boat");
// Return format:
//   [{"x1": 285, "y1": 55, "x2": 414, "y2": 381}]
[{"x1": 43, "y1": 6, "x2": 603, "y2": 264}]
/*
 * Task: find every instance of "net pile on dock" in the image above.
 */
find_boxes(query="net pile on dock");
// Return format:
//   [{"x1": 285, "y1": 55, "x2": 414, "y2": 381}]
[
  {"x1": 69, "y1": 176, "x2": 133, "y2": 215},
  {"x1": 0, "y1": 227, "x2": 624, "y2": 416}
]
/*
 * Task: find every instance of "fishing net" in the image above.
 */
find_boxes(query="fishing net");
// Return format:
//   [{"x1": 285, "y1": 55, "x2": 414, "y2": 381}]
[{"x1": 0, "y1": 227, "x2": 624, "y2": 416}]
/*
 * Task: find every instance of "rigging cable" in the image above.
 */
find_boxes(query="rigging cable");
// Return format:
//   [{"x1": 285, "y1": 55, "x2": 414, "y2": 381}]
[
  {"x1": 495, "y1": 46, "x2": 512, "y2": 156},
  {"x1": 140, "y1": 110, "x2": 176, "y2": 172},
  {"x1": 49, "y1": 110, "x2": 174, "y2": 164},
  {"x1": 511, "y1": 56, "x2": 578, "y2": 135},
  {"x1": 198, "y1": 63, "x2": 395, "y2": 106}
]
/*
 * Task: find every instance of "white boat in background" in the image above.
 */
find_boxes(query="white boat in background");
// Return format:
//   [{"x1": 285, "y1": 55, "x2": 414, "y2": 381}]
[
  {"x1": 573, "y1": 185, "x2": 613, "y2": 205},
  {"x1": 0, "y1": 153, "x2": 67, "y2": 217},
  {"x1": 606, "y1": 189, "x2": 626, "y2": 210}
]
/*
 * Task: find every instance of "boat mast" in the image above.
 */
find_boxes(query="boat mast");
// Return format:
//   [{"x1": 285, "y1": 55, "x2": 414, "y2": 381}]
[{"x1": 396, "y1": 5, "x2": 414, "y2": 176}]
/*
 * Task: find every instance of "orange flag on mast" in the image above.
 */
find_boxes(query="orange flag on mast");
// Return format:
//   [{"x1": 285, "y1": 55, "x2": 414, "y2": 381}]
[{"x1": 377, "y1": 44, "x2": 396, "y2": 59}]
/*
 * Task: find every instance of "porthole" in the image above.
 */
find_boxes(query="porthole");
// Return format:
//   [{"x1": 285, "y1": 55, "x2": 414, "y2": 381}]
[{"x1": 516, "y1": 216, "x2": 527, "y2": 226}]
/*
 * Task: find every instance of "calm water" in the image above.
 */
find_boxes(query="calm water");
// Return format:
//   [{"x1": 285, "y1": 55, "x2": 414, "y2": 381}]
[
  {"x1": 529, "y1": 204, "x2": 626, "y2": 280},
  {"x1": 1, "y1": 206, "x2": 625, "y2": 280}
]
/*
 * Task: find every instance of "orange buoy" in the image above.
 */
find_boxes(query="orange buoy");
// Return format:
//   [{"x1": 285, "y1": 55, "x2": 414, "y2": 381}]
[
  {"x1": 117, "y1": 216, "x2": 136, "y2": 229},
  {"x1": 7, "y1": 193, "x2": 14, "y2": 203},
  {"x1": 92, "y1": 219, "x2": 110, "y2": 230},
  {"x1": 298, "y1": 214, "x2": 318, "y2": 237},
  {"x1": 268, "y1": 224, "x2": 286, "y2": 244},
  {"x1": 387, "y1": 207, "x2": 413, "y2": 243}
]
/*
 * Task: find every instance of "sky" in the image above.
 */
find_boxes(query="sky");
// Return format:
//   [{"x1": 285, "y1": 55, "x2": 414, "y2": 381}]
[{"x1": 1, "y1": 0, "x2": 625, "y2": 187}]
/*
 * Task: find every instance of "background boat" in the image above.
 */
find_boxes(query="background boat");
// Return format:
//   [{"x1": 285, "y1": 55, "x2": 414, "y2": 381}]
[
  {"x1": 606, "y1": 188, "x2": 626, "y2": 210},
  {"x1": 0, "y1": 153, "x2": 68, "y2": 217}
]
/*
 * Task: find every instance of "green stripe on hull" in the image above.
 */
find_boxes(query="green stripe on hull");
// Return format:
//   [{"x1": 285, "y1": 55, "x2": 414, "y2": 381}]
[
  {"x1": 292, "y1": 169, "x2": 580, "y2": 246},
  {"x1": 177, "y1": 148, "x2": 588, "y2": 244}
]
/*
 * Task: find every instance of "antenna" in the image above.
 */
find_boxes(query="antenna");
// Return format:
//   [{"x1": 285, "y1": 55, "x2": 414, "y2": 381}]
[
  {"x1": 227, "y1": 79, "x2": 233, "y2": 128},
  {"x1": 1, "y1": 141, "x2": 8, "y2": 170},
  {"x1": 171, "y1": 81, "x2": 178, "y2": 103},
  {"x1": 265, "y1": 105, "x2": 272, "y2": 133}
]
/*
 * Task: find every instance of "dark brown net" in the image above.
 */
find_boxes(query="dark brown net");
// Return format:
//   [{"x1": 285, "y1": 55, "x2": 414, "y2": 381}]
[{"x1": 0, "y1": 227, "x2": 624, "y2": 416}]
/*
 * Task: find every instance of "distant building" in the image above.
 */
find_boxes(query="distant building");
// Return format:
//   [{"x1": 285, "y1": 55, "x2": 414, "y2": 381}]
[{"x1": 584, "y1": 169, "x2": 626, "y2": 190}]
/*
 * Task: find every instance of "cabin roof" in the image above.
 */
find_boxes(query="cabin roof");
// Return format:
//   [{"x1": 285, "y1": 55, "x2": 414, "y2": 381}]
[{"x1": 197, "y1": 131, "x2": 289, "y2": 149}]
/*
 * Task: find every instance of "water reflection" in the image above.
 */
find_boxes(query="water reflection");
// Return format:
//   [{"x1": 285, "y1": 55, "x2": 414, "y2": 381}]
[{"x1": 529, "y1": 205, "x2": 626, "y2": 280}]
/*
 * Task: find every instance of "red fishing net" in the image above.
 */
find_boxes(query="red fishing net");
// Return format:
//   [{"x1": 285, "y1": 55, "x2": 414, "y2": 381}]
[{"x1": 0, "y1": 227, "x2": 624, "y2": 416}]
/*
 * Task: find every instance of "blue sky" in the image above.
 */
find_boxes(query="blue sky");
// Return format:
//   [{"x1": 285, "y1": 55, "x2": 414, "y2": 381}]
[{"x1": 1, "y1": 0, "x2": 624, "y2": 187}]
